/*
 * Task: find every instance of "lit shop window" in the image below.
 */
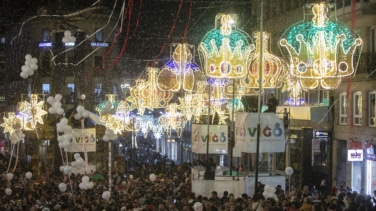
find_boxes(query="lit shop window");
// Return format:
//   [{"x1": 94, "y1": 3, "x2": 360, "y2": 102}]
[
  {"x1": 339, "y1": 92, "x2": 347, "y2": 124},
  {"x1": 369, "y1": 91, "x2": 376, "y2": 126},
  {"x1": 353, "y1": 91, "x2": 362, "y2": 126}
]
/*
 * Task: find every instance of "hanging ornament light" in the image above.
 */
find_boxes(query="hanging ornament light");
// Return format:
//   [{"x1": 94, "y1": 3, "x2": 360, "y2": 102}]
[
  {"x1": 158, "y1": 103, "x2": 188, "y2": 138},
  {"x1": 198, "y1": 13, "x2": 254, "y2": 79},
  {"x1": 127, "y1": 67, "x2": 174, "y2": 115},
  {"x1": 0, "y1": 112, "x2": 22, "y2": 135},
  {"x1": 279, "y1": 1, "x2": 362, "y2": 89},
  {"x1": 18, "y1": 94, "x2": 48, "y2": 130},
  {"x1": 157, "y1": 43, "x2": 205, "y2": 92},
  {"x1": 96, "y1": 94, "x2": 123, "y2": 134},
  {"x1": 241, "y1": 31, "x2": 287, "y2": 89}
]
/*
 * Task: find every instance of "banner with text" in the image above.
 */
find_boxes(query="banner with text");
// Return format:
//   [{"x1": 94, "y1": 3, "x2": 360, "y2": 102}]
[
  {"x1": 192, "y1": 124, "x2": 228, "y2": 154},
  {"x1": 234, "y1": 112, "x2": 285, "y2": 156},
  {"x1": 66, "y1": 128, "x2": 96, "y2": 152}
]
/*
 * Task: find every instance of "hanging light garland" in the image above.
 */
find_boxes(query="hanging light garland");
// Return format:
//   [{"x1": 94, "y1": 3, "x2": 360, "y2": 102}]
[
  {"x1": 158, "y1": 103, "x2": 188, "y2": 138},
  {"x1": 18, "y1": 94, "x2": 48, "y2": 131},
  {"x1": 279, "y1": 1, "x2": 362, "y2": 89},
  {"x1": 0, "y1": 112, "x2": 22, "y2": 135}
]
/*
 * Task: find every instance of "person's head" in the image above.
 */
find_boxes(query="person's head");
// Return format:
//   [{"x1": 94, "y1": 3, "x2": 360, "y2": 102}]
[{"x1": 223, "y1": 191, "x2": 229, "y2": 197}]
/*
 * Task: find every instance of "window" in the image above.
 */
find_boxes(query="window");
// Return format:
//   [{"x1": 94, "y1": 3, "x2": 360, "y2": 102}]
[
  {"x1": 371, "y1": 26, "x2": 376, "y2": 53},
  {"x1": 369, "y1": 91, "x2": 376, "y2": 126},
  {"x1": 42, "y1": 84, "x2": 50, "y2": 94},
  {"x1": 339, "y1": 92, "x2": 347, "y2": 124},
  {"x1": 353, "y1": 91, "x2": 362, "y2": 125},
  {"x1": 42, "y1": 29, "x2": 50, "y2": 42},
  {"x1": 95, "y1": 28, "x2": 103, "y2": 42}
]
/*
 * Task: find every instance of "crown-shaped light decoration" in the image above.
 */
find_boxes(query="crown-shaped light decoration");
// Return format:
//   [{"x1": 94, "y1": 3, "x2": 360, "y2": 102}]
[
  {"x1": 241, "y1": 31, "x2": 287, "y2": 89},
  {"x1": 158, "y1": 103, "x2": 188, "y2": 138},
  {"x1": 157, "y1": 43, "x2": 204, "y2": 92},
  {"x1": 279, "y1": 1, "x2": 362, "y2": 89},
  {"x1": 18, "y1": 94, "x2": 48, "y2": 130},
  {"x1": 1, "y1": 112, "x2": 22, "y2": 135},
  {"x1": 127, "y1": 67, "x2": 174, "y2": 115},
  {"x1": 198, "y1": 14, "x2": 255, "y2": 79}
]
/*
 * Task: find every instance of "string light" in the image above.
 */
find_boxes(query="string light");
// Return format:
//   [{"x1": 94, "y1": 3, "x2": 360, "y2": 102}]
[
  {"x1": 0, "y1": 112, "x2": 22, "y2": 135},
  {"x1": 18, "y1": 94, "x2": 48, "y2": 131}
]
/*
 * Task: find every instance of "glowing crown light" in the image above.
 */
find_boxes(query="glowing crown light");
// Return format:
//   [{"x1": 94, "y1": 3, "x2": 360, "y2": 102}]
[
  {"x1": 198, "y1": 14, "x2": 255, "y2": 79},
  {"x1": 126, "y1": 67, "x2": 174, "y2": 115},
  {"x1": 241, "y1": 31, "x2": 287, "y2": 89},
  {"x1": 18, "y1": 94, "x2": 48, "y2": 130},
  {"x1": 279, "y1": 1, "x2": 362, "y2": 89},
  {"x1": 157, "y1": 43, "x2": 205, "y2": 92}
]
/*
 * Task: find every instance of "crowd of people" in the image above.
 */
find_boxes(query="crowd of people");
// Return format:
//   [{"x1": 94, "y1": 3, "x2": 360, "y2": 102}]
[{"x1": 1, "y1": 144, "x2": 376, "y2": 211}]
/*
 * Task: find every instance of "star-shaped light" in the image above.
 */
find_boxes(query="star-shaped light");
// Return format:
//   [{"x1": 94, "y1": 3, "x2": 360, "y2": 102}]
[
  {"x1": 18, "y1": 94, "x2": 47, "y2": 130},
  {"x1": 0, "y1": 112, "x2": 22, "y2": 134}
]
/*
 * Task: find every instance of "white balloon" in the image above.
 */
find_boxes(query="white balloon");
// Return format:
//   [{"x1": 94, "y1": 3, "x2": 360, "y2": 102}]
[
  {"x1": 103, "y1": 135, "x2": 110, "y2": 142},
  {"x1": 129, "y1": 175, "x2": 134, "y2": 179},
  {"x1": 74, "y1": 113, "x2": 82, "y2": 120},
  {"x1": 27, "y1": 69, "x2": 34, "y2": 76},
  {"x1": 80, "y1": 94, "x2": 86, "y2": 100},
  {"x1": 64, "y1": 166, "x2": 72, "y2": 175},
  {"x1": 59, "y1": 166, "x2": 65, "y2": 172},
  {"x1": 60, "y1": 118, "x2": 68, "y2": 125},
  {"x1": 31, "y1": 57, "x2": 38, "y2": 64},
  {"x1": 82, "y1": 175, "x2": 90, "y2": 183},
  {"x1": 30, "y1": 63, "x2": 38, "y2": 71},
  {"x1": 76, "y1": 105, "x2": 84, "y2": 113},
  {"x1": 48, "y1": 107, "x2": 57, "y2": 114},
  {"x1": 69, "y1": 36, "x2": 76, "y2": 42},
  {"x1": 87, "y1": 182, "x2": 94, "y2": 189},
  {"x1": 62, "y1": 37, "x2": 69, "y2": 43},
  {"x1": 285, "y1": 167, "x2": 294, "y2": 176},
  {"x1": 55, "y1": 94, "x2": 63, "y2": 101},
  {"x1": 25, "y1": 172, "x2": 32, "y2": 179},
  {"x1": 25, "y1": 54, "x2": 32, "y2": 60},
  {"x1": 102, "y1": 191, "x2": 111, "y2": 200},
  {"x1": 20, "y1": 71, "x2": 28, "y2": 79},
  {"x1": 47, "y1": 96, "x2": 56, "y2": 105},
  {"x1": 6, "y1": 173, "x2": 13, "y2": 181},
  {"x1": 57, "y1": 108, "x2": 64, "y2": 115},
  {"x1": 79, "y1": 182, "x2": 87, "y2": 190},
  {"x1": 59, "y1": 183, "x2": 67, "y2": 192},
  {"x1": 64, "y1": 30, "x2": 72, "y2": 37},
  {"x1": 21, "y1": 65, "x2": 29, "y2": 72},
  {"x1": 5, "y1": 188, "x2": 12, "y2": 195},
  {"x1": 82, "y1": 111, "x2": 89, "y2": 118},
  {"x1": 149, "y1": 173, "x2": 156, "y2": 182},
  {"x1": 74, "y1": 153, "x2": 81, "y2": 159}
]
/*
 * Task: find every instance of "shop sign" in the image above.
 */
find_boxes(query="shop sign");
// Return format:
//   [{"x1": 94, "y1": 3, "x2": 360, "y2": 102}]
[
  {"x1": 314, "y1": 130, "x2": 329, "y2": 138},
  {"x1": 348, "y1": 149, "x2": 363, "y2": 161},
  {"x1": 366, "y1": 143, "x2": 376, "y2": 161}
]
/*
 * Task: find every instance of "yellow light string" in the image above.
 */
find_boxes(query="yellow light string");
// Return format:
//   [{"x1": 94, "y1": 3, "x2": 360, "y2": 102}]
[{"x1": 18, "y1": 94, "x2": 48, "y2": 131}]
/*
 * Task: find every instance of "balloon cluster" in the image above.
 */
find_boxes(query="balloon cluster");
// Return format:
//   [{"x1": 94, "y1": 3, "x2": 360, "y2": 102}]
[
  {"x1": 263, "y1": 185, "x2": 277, "y2": 199},
  {"x1": 79, "y1": 175, "x2": 94, "y2": 190},
  {"x1": 74, "y1": 105, "x2": 90, "y2": 120},
  {"x1": 56, "y1": 117, "x2": 73, "y2": 149},
  {"x1": 20, "y1": 54, "x2": 38, "y2": 79},
  {"x1": 9, "y1": 131, "x2": 25, "y2": 144},
  {"x1": 71, "y1": 153, "x2": 86, "y2": 171},
  {"x1": 103, "y1": 129, "x2": 118, "y2": 142},
  {"x1": 102, "y1": 191, "x2": 111, "y2": 201},
  {"x1": 62, "y1": 30, "x2": 76, "y2": 43},
  {"x1": 47, "y1": 94, "x2": 64, "y2": 115}
]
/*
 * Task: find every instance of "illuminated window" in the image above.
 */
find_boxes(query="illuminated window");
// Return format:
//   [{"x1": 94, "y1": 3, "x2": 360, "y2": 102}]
[
  {"x1": 42, "y1": 29, "x2": 50, "y2": 42},
  {"x1": 42, "y1": 84, "x2": 50, "y2": 94},
  {"x1": 369, "y1": 91, "x2": 376, "y2": 127},
  {"x1": 353, "y1": 91, "x2": 362, "y2": 125},
  {"x1": 95, "y1": 28, "x2": 103, "y2": 42},
  {"x1": 339, "y1": 92, "x2": 347, "y2": 124}
]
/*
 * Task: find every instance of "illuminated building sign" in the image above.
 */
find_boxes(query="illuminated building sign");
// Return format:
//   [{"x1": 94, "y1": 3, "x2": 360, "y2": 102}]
[
  {"x1": 348, "y1": 149, "x2": 363, "y2": 161},
  {"x1": 314, "y1": 130, "x2": 329, "y2": 138},
  {"x1": 366, "y1": 143, "x2": 376, "y2": 161},
  {"x1": 91, "y1": 42, "x2": 109, "y2": 47},
  {"x1": 38, "y1": 42, "x2": 52, "y2": 47}
]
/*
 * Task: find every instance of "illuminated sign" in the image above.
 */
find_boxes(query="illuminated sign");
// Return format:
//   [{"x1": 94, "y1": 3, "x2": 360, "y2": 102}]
[
  {"x1": 91, "y1": 42, "x2": 109, "y2": 47},
  {"x1": 38, "y1": 42, "x2": 52, "y2": 47},
  {"x1": 347, "y1": 149, "x2": 363, "y2": 161},
  {"x1": 314, "y1": 130, "x2": 329, "y2": 138}
]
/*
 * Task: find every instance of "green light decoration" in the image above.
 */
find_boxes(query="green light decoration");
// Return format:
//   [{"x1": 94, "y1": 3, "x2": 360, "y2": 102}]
[
  {"x1": 198, "y1": 13, "x2": 255, "y2": 79},
  {"x1": 280, "y1": 1, "x2": 362, "y2": 90}
]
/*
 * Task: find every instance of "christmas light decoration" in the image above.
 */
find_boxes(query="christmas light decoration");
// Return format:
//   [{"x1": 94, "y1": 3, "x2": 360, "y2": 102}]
[
  {"x1": 158, "y1": 103, "x2": 188, "y2": 138},
  {"x1": 279, "y1": 1, "x2": 362, "y2": 89},
  {"x1": 127, "y1": 67, "x2": 174, "y2": 115},
  {"x1": 198, "y1": 13, "x2": 254, "y2": 79},
  {"x1": 241, "y1": 31, "x2": 287, "y2": 89},
  {"x1": 157, "y1": 43, "x2": 205, "y2": 92},
  {"x1": 18, "y1": 94, "x2": 48, "y2": 130},
  {"x1": 0, "y1": 112, "x2": 22, "y2": 135}
]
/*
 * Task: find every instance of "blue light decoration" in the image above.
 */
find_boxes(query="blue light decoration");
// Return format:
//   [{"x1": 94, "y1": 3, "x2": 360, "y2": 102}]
[{"x1": 279, "y1": 1, "x2": 362, "y2": 89}]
